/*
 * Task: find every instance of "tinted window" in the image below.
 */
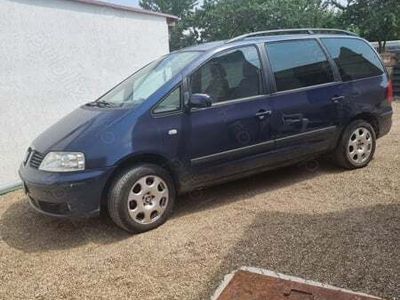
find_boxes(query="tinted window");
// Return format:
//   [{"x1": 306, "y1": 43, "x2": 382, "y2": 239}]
[
  {"x1": 191, "y1": 46, "x2": 262, "y2": 103},
  {"x1": 265, "y1": 40, "x2": 334, "y2": 92},
  {"x1": 322, "y1": 38, "x2": 384, "y2": 81},
  {"x1": 153, "y1": 86, "x2": 181, "y2": 113}
]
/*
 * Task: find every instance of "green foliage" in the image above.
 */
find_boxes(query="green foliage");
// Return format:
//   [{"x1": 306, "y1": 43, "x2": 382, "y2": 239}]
[
  {"x1": 333, "y1": 0, "x2": 400, "y2": 52},
  {"x1": 196, "y1": 0, "x2": 338, "y2": 42},
  {"x1": 139, "y1": 0, "x2": 197, "y2": 18},
  {"x1": 140, "y1": 0, "x2": 400, "y2": 51}
]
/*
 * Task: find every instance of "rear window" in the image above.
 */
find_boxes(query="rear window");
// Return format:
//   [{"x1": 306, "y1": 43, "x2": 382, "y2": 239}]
[
  {"x1": 321, "y1": 38, "x2": 384, "y2": 81},
  {"x1": 265, "y1": 39, "x2": 334, "y2": 92}
]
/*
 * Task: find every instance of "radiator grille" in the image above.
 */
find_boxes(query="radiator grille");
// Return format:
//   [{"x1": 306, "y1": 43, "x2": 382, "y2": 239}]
[{"x1": 29, "y1": 151, "x2": 45, "y2": 169}]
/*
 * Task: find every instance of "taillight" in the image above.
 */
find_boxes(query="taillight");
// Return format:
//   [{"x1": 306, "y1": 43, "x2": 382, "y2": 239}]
[{"x1": 387, "y1": 80, "x2": 394, "y2": 104}]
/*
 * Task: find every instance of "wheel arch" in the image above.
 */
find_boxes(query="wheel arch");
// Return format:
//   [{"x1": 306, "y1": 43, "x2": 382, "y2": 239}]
[
  {"x1": 100, "y1": 153, "x2": 180, "y2": 209},
  {"x1": 334, "y1": 112, "x2": 380, "y2": 151},
  {"x1": 350, "y1": 112, "x2": 380, "y2": 137}
]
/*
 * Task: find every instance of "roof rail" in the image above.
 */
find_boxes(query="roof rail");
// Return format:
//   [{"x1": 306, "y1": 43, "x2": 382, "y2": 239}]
[{"x1": 225, "y1": 28, "x2": 358, "y2": 44}]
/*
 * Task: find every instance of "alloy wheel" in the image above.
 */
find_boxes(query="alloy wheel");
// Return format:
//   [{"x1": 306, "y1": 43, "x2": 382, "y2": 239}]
[
  {"x1": 347, "y1": 127, "x2": 373, "y2": 165},
  {"x1": 127, "y1": 175, "x2": 169, "y2": 224}
]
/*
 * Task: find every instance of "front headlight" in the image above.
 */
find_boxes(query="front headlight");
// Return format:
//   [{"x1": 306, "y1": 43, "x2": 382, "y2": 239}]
[{"x1": 39, "y1": 152, "x2": 85, "y2": 172}]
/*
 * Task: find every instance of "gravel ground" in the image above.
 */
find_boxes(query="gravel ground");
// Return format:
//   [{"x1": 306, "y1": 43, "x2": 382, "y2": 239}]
[{"x1": 1, "y1": 103, "x2": 399, "y2": 300}]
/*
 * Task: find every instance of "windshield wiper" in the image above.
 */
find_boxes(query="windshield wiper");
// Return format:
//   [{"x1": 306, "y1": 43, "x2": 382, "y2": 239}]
[{"x1": 86, "y1": 100, "x2": 116, "y2": 108}]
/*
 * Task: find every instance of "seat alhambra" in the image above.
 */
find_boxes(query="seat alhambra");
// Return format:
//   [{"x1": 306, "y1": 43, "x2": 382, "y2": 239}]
[{"x1": 19, "y1": 29, "x2": 393, "y2": 233}]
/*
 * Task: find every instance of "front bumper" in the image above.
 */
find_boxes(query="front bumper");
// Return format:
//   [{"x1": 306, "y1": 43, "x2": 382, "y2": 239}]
[{"x1": 19, "y1": 164, "x2": 115, "y2": 217}]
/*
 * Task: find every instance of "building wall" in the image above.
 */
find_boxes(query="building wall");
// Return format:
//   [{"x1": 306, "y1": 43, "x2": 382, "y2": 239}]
[{"x1": 0, "y1": 0, "x2": 170, "y2": 189}]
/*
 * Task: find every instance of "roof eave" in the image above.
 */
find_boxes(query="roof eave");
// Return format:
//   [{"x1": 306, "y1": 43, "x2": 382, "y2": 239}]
[{"x1": 68, "y1": 0, "x2": 179, "y2": 20}]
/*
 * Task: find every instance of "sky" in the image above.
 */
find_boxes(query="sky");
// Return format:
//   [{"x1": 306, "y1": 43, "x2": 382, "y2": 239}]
[{"x1": 105, "y1": 0, "x2": 140, "y2": 7}]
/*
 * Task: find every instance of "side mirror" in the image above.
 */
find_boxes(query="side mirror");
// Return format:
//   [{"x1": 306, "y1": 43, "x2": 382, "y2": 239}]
[{"x1": 190, "y1": 93, "x2": 212, "y2": 109}]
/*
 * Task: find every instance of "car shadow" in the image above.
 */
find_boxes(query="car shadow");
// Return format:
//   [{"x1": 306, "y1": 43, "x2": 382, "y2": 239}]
[
  {"x1": 1, "y1": 159, "x2": 341, "y2": 253},
  {"x1": 173, "y1": 158, "x2": 342, "y2": 218},
  {"x1": 198, "y1": 203, "x2": 400, "y2": 299}
]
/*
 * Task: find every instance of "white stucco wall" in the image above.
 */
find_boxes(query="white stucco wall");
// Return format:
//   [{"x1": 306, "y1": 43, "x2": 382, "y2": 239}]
[{"x1": 0, "y1": 0, "x2": 170, "y2": 190}]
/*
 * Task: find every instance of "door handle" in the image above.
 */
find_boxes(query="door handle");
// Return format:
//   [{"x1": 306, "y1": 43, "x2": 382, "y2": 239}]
[
  {"x1": 331, "y1": 95, "x2": 345, "y2": 103},
  {"x1": 168, "y1": 129, "x2": 178, "y2": 135},
  {"x1": 255, "y1": 110, "x2": 272, "y2": 120}
]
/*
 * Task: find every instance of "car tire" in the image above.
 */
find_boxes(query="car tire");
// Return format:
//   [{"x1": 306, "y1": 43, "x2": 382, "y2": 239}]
[
  {"x1": 334, "y1": 120, "x2": 376, "y2": 169},
  {"x1": 108, "y1": 164, "x2": 175, "y2": 233}
]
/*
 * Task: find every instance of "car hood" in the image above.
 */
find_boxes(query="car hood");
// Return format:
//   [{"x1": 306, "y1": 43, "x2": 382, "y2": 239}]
[{"x1": 32, "y1": 105, "x2": 131, "y2": 153}]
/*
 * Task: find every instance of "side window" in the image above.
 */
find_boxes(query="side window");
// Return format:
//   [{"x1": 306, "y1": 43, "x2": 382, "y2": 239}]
[
  {"x1": 153, "y1": 86, "x2": 181, "y2": 114},
  {"x1": 321, "y1": 38, "x2": 384, "y2": 81},
  {"x1": 265, "y1": 40, "x2": 334, "y2": 92},
  {"x1": 190, "y1": 46, "x2": 262, "y2": 103}
]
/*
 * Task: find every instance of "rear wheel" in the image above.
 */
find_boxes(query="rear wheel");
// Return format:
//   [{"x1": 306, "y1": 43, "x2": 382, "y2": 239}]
[
  {"x1": 108, "y1": 164, "x2": 175, "y2": 233},
  {"x1": 334, "y1": 120, "x2": 376, "y2": 169}
]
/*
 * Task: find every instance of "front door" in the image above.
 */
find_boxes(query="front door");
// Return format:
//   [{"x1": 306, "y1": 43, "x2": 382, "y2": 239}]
[
  {"x1": 264, "y1": 39, "x2": 341, "y2": 158},
  {"x1": 186, "y1": 45, "x2": 273, "y2": 185}
]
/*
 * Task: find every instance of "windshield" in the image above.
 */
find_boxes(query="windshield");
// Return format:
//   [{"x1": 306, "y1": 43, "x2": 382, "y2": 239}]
[{"x1": 92, "y1": 51, "x2": 201, "y2": 108}]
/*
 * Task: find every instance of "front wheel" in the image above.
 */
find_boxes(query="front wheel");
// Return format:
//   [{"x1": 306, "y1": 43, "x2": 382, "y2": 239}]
[
  {"x1": 333, "y1": 120, "x2": 376, "y2": 169},
  {"x1": 108, "y1": 164, "x2": 175, "y2": 233}
]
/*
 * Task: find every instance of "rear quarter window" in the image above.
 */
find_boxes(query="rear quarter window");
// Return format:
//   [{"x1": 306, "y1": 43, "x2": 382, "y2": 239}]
[{"x1": 321, "y1": 38, "x2": 384, "y2": 81}]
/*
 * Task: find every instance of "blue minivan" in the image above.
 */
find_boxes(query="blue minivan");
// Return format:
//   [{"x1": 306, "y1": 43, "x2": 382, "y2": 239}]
[{"x1": 19, "y1": 29, "x2": 393, "y2": 233}]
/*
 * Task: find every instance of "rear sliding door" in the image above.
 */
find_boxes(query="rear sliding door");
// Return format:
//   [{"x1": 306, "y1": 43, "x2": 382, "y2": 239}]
[{"x1": 264, "y1": 39, "x2": 342, "y2": 159}]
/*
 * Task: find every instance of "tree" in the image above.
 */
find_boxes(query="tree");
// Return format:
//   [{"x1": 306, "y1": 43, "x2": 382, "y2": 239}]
[
  {"x1": 140, "y1": 0, "x2": 400, "y2": 52},
  {"x1": 332, "y1": 0, "x2": 400, "y2": 52},
  {"x1": 195, "y1": 0, "x2": 339, "y2": 42},
  {"x1": 139, "y1": 0, "x2": 198, "y2": 50},
  {"x1": 140, "y1": 0, "x2": 196, "y2": 18}
]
